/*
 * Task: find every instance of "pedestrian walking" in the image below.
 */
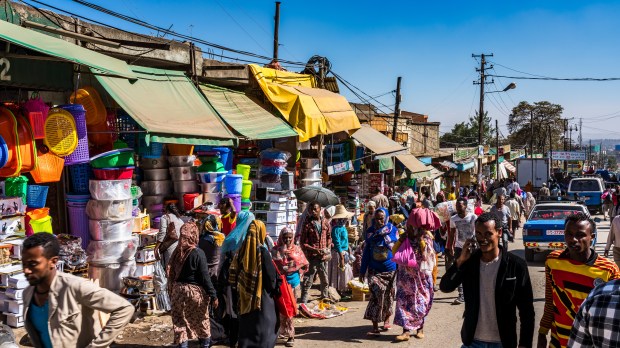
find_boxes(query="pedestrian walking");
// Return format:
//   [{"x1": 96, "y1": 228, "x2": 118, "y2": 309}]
[
  {"x1": 272, "y1": 227, "x2": 309, "y2": 347},
  {"x1": 167, "y1": 222, "x2": 218, "y2": 348},
  {"x1": 446, "y1": 197, "x2": 476, "y2": 305},
  {"x1": 602, "y1": 188, "x2": 614, "y2": 221},
  {"x1": 539, "y1": 183, "x2": 550, "y2": 198},
  {"x1": 506, "y1": 191, "x2": 521, "y2": 236},
  {"x1": 328, "y1": 205, "x2": 354, "y2": 294},
  {"x1": 538, "y1": 213, "x2": 620, "y2": 348},
  {"x1": 299, "y1": 201, "x2": 332, "y2": 303},
  {"x1": 524, "y1": 192, "x2": 536, "y2": 217},
  {"x1": 447, "y1": 186, "x2": 457, "y2": 201},
  {"x1": 568, "y1": 279, "x2": 620, "y2": 348},
  {"x1": 155, "y1": 203, "x2": 184, "y2": 269},
  {"x1": 392, "y1": 219, "x2": 436, "y2": 342},
  {"x1": 229, "y1": 219, "x2": 279, "y2": 348},
  {"x1": 363, "y1": 201, "x2": 377, "y2": 234},
  {"x1": 490, "y1": 194, "x2": 512, "y2": 246},
  {"x1": 439, "y1": 212, "x2": 535, "y2": 348},
  {"x1": 360, "y1": 207, "x2": 398, "y2": 336},
  {"x1": 22, "y1": 233, "x2": 134, "y2": 348},
  {"x1": 370, "y1": 186, "x2": 390, "y2": 209},
  {"x1": 605, "y1": 214, "x2": 620, "y2": 268}
]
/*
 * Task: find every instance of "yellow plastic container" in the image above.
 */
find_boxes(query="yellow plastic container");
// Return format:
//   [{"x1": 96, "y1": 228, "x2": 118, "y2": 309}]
[
  {"x1": 29, "y1": 215, "x2": 53, "y2": 234},
  {"x1": 241, "y1": 180, "x2": 252, "y2": 200},
  {"x1": 236, "y1": 164, "x2": 251, "y2": 180}
]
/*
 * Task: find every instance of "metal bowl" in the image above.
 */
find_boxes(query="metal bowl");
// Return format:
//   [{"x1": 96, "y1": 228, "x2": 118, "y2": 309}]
[
  {"x1": 143, "y1": 169, "x2": 169, "y2": 181},
  {"x1": 140, "y1": 181, "x2": 173, "y2": 195},
  {"x1": 140, "y1": 157, "x2": 168, "y2": 169},
  {"x1": 168, "y1": 155, "x2": 196, "y2": 167},
  {"x1": 169, "y1": 166, "x2": 195, "y2": 181},
  {"x1": 173, "y1": 180, "x2": 199, "y2": 193}
]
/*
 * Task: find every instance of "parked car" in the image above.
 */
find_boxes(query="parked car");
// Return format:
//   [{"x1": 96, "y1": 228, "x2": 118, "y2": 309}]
[
  {"x1": 522, "y1": 200, "x2": 593, "y2": 262},
  {"x1": 567, "y1": 176, "x2": 605, "y2": 214}
]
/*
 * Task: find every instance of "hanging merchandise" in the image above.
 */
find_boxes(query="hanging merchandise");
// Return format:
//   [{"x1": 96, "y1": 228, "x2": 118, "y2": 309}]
[
  {"x1": 22, "y1": 93, "x2": 49, "y2": 140},
  {"x1": 30, "y1": 146, "x2": 64, "y2": 184},
  {"x1": 259, "y1": 148, "x2": 291, "y2": 184},
  {"x1": 26, "y1": 185, "x2": 48, "y2": 209},
  {"x1": 88, "y1": 110, "x2": 117, "y2": 147},
  {"x1": 43, "y1": 108, "x2": 78, "y2": 157},
  {"x1": 69, "y1": 87, "x2": 107, "y2": 127},
  {"x1": 14, "y1": 114, "x2": 37, "y2": 173},
  {"x1": 60, "y1": 104, "x2": 89, "y2": 165},
  {"x1": 0, "y1": 108, "x2": 21, "y2": 177},
  {"x1": 5, "y1": 176, "x2": 28, "y2": 205}
]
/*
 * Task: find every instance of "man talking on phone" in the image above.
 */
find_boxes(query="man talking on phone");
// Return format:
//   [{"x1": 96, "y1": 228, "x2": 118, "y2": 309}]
[{"x1": 440, "y1": 212, "x2": 535, "y2": 348}]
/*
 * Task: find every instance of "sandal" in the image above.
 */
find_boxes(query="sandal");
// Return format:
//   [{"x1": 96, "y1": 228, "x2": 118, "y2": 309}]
[
  {"x1": 285, "y1": 338, "x2": 295, "y2": 347},
  {"x1": 395, "y1": 333, "x2": 410, "y2": 342},
  {"x1": 381, "y1": 324, "x2": 391, "y2": 331},
  {"x1": 414, "y1": 329, "x2": 425, "y2": 339},
  {"x1": 366, "y1": 330, "x2": 382, "y2": 337}
]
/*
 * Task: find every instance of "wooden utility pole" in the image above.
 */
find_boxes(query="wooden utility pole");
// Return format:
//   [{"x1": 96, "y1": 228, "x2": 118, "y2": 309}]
[
  {"x1": 473, "y1": 53, "x2": 493, "y2": 181},
  {"x1": 495, "y1": 119, "x2": 499, "y2": 180},
  {"x1": 273, "y1": 1, "x2": 281, "y2": 61},
  {"x1": 548, "y1": 125, "x2": 553, "y2": 170},
  {"x1": 392, "y1": 77, "x2": 402, "y2": 141}
]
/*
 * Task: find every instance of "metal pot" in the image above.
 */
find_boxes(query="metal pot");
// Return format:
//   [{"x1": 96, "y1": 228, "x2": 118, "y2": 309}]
[
  {"x1": 168, "y1": 155, "x2": 196, "y2": 167},
  {"x1": 143, "y1": 169, "x2": 169, "y2": 181},
  {"x1": 140, "y1": 181, "x2": 173, "y2": 195},
  {"x1": 140, "y1": 157, "x2": 168, "y2": 169},
  {"x1": 88, "y1": 260, "x2": 137, "y2": 292},
  {"x1": 169, "y1": 166, "x2": 195, "y2": 181},
  {"x1": 301, "y1": 169, "x2": 321, "y2": 180},
  {"x1": 301, "y1": 158, "x2": 320, "y2": 169},
  {"x1": 142, "y1": 195, "x2": 165, "y2": 210},
  {"x1": 173, "y1": 180, "x2": 199, "y2": 193}
]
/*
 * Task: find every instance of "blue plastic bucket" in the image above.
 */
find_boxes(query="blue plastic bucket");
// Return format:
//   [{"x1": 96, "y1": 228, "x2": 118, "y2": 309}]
[
  {"x1": 213, "y1": 147, "x2": 233, "y2": 171},
  {"x1": 224, "y1": 174, "x2": 243, "y2": 195}
]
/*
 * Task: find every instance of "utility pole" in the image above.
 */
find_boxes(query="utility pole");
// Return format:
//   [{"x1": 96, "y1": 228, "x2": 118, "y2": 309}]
[
  {"x1": 530, "y1": 110, "x2": 534, "y2": 158},
  {"x1": 579, "y1": 118, "x2": 583, "y2": 150},
  {"x1": 392, "y1": 77, "x2": 402, "y2": 141},
  {"x1": 548, "y1": 125, "x2": 553, "y2": 169},
  {"x1": 273, "y1": 1, "x2": 281, "y2": 62},
  {"x1": 495, "y1": 119, "x2": 499, "y2": 180},
  {"x1": 473, "y1": 53, "x2": 493, "y2": 182},
  {"x1": 318, "y1": 57, "x2": 326, "y2": 88}
]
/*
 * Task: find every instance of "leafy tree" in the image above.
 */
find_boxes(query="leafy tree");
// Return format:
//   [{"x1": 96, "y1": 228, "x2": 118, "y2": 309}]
[
  {"x1": 508, "y1": 101, "x2": 564, "y2": 154},
  {"x1": 440, "y1": 111, "x2": 495, "y2": 147},
  {"x1": 606, "y1": 155, "x2": 617, "y2": 171}
]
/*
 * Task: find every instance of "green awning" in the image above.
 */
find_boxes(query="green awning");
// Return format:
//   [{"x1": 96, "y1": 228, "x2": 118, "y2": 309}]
[
  {"x1": 199, "y1": 84, "x2": 297, "y2": 140},
  {"x1": 95, "y1": 65, "x2": 236, "y2": 145},
  {"x1": 0, "y1": 20, "x2": 135, "y2": 79}
]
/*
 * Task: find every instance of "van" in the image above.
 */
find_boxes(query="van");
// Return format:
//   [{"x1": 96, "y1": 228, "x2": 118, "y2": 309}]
[{"x1": 567, "y1": 177, "x2": 604, "y2": 214}]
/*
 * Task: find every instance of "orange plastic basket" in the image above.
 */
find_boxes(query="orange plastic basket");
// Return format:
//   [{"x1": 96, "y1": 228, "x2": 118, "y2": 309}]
[
  {"x1": 26, "y1": 207, "x2": 50, "y2": 220},
  {"x1": 167, "y1": 144, "x2": 195, "y2": 156},
  {"x1": 70, "y1": 86, "x2": 107, "y2": 126},
  {"x1": 30, "y1": 147, "x2": 65, "y2": 183}
]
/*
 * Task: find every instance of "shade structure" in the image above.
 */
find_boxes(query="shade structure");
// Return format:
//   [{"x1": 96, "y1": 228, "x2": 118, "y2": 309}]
[
  {"x1": 293, "y1": 186, "x2": 339, "y2": 207},
  {"x1": 94, "y1": 65, "x2": 236, "y2": 145},
  {"x1": 249, "y1": 64, "x2": 361, "y2": 142},
  {"x1": 396, "y1": 154, "x2": 430, "y2": 175},
  {"x1": 198, "y1": 84, "x2": 297, "y2": 140},
  {"x1": 0, "y1": 20, "x2": 135, "y2": 79},
  {"x1": 503, "y1": 161, "x2": 516, "y2": 173},
  {"x1": 351, "y1": 124, "x2": 408, "y2": 158}
]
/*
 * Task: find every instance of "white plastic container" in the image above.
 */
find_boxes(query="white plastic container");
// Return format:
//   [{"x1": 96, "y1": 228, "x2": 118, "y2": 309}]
[
  {"x1": 85, "y1": 199, "x2": 133, "y2": 221},
  {"x1": 5, "y1": 288, "x2": 23, "y2": 300},
  {"x1": 4, "y1": 312, "x2": 23, "y2": 327},
  {"x1": 89, "y1": 179, "x2": 132, "y2": 200},
  {"x1": 6, "y1": 300, "x2": 23, "y2": 315},
  {"x1": 86, "y1": 236, "x2": 139, "y2": 263},
  {"x1": 135, "y1": 262, "x2": 156, "y2": 277},
  {"x1": 89, "y1": 219, "x2": 133, "y2": 241},
  {"x1": 267, "y1": 211, "x2": 287, "y2": 224},
  {"x1": 136, "y1": 248, "x2": 156, "y2": 263}
]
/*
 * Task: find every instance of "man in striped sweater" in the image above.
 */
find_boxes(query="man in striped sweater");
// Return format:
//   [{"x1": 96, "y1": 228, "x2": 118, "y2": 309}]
[{"x1": 537, "y1": 212, "x2": 620, "y2": 348}]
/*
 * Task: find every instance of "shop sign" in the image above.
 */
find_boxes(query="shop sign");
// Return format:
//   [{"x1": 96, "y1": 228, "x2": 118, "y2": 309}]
[
  {"x1": 549, "y1": 151, "x2": 586, "y2": 161},
  {"x1": 327, "y1": 160, "x2": 353, "y2": 175},
  {"x1": 0, "y1": 55, "x2": 73, "y2": 91}
]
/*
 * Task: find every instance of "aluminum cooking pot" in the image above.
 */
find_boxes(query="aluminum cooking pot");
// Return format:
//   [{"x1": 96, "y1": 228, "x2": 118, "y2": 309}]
[
  {"x1": 169, "y1": 167, "x2": 195, "y2": 181},
  {"x1": 143, "y1": 169, "x2": 169, "y2": 181},
  {"x1": 140, "y1": 157, "x2": 168, "y2": 169},
  {"x1": 140, "y1": 181, "x2": 173, "y2": 196},
  {"x1": 173, "y1": 180, "x2": 199, "y2": 193},
  {"x1": 141, "y1": 195, "x2": 166, "y2": 210},
  {"x1": 168, "y1": 155, "x2": 196, "y2": 167}
]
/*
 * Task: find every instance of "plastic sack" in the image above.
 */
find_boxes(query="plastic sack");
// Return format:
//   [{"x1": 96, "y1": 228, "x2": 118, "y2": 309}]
[
  {"x1": 0, "y1": 324, "x2": 18, "y2": 347},
  {"x1": 153, "y1": 261, "x2": 171, "y2": 312},
  {"x1": 85, "y1": 199, "x2": 133, "y2": 220},
  {"x1": 86, "y1": 236, "x2": 138, "y2": 263},
  {"x1": 260, "y1": 148, "x2": 291, "y2": 161},
  {"x1": 260, "y1": 166, "x2": 286, "y2": 175},
  {"x1": 89, "y1": 179, "x2": 132, "y2": 200},
  {"x1": 260, "y1": 159, "x2": 287, "y2": 167}
]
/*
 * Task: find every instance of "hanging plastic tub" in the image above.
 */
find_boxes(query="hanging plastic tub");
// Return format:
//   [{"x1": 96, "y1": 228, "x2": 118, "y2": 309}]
[
  {"x1": 26, "y1": 185, "x2": 49, "y2": 208},
  {"x1": 67, "y1": 163, "x2": 92, "y2": 194},
  {"x1": 43, "y1": 108, "x2": 78, "y2": 158},
  {"x1": 29, "y1": 215, "x2": 53, "y2": 234},
  {"x1": 5, "y1": 176, "x2": 28, "y2": 204},
  {"x1": 167, "y1": 144, "x2": 194, "y2": 156},
  {"x1": 0, "y1": 108, "x2": 21, "y2": 177},
  {"x1": 69, "y1": 87, "x2": 107, "y2": 127},
  {"x1": 241, "y1": 180, "x2": 252, "y2": 200},
  {"x1": 15, "y1": 113, "x2": 37, "y2": 173},
  {"x1": 90, "y1": 149, "x2": 135, "y2": 169},
  {"x1": 30, "y1": 147, "x2": 64, "y2": 184},
  {"x1": 85, "y1": 199, "x2": 133, "y2": 220},
  {"x1": 89, "y1": 179, "x2": 132, "y2": 200},
  {"x1": 0, "y1": 135, "x2": 8, "y2": 169}
]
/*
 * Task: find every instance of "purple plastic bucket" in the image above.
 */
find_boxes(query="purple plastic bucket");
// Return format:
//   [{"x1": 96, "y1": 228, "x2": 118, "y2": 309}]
[
  {"x1": 67, "y1": 201, "x2": 89, "y2": 249},
  {"x1": 225, "y1": 194, "x2": 241, "y2": 213}
]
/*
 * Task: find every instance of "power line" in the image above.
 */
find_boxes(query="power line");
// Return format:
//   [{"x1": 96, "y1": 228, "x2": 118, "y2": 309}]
[{"x1": 487, "y1": 74, "x2": 620, "y2": 82}]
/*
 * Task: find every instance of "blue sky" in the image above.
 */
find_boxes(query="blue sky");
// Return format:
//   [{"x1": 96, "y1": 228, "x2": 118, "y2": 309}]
[{"x1": 48, "y1": 0, "x2": 620, "y2": 141}]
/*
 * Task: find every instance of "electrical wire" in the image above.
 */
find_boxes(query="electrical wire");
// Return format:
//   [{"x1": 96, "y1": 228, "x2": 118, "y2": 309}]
[{"x1": 487, "y1": 74, "x2": 620, "y2": 82}]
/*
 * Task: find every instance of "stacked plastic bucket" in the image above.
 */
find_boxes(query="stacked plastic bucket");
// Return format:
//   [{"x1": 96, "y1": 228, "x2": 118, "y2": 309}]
[
  {"x1": 87, "y1": 149, "x2": 138, "y2": 291},
  {"x1": 26, "y1": 184, "x2": 50, "y2": 235},
  {"x1": 66, "y1": 193, "x2": 90, "y2": 248},
  {"x1": 237, "y1": 164, "x2": 252, "y2": 211}
]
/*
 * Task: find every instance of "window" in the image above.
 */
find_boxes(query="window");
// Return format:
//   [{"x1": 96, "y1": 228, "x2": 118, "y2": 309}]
[
  {"x1": 529, "y1": 207, "x2": 584, "y2": 220},
  {"x1": 569, "y1": 179, "x2": 601, "y2": 192}
]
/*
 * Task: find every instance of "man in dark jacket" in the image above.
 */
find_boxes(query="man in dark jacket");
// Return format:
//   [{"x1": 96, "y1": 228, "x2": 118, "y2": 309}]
[{"x1": 440, "y1": 212, "x2": 535, "y2": 348}]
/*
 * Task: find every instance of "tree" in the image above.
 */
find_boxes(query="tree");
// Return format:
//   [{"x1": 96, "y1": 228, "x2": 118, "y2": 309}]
[
  {"x1": 440, "y1": 111, "x2": 495, "y2": 147},
  {"x1": 508, "y1": 101, "x2": 564, "y2": 155}
]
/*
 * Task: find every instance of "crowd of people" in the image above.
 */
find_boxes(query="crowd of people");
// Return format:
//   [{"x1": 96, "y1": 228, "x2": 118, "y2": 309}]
[{"x1": 13, "y1": 180, "x2": 620, "y2": 348}]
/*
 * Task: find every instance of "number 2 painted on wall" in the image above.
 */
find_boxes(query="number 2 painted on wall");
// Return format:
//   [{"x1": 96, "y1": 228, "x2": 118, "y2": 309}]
[{"x1": 0, "y1": 58, "x2": 11, "y2": 81}]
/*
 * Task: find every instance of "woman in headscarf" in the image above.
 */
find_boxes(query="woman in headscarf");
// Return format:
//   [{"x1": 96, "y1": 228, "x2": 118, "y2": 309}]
[
  {"x1": 524, "y1": 192, "x2": 536, "y2": 217},
  {"x1": 167, "y1": 222, "x2": 218, "y2": 348},
  {"x1": 359, "y1": 207, "x2": 398, "y2": 336},
  {"x1": 272, "y1": 227, "x2": 309, "y2": 347},
  {"x1": 219, "y1": 211, "x2": 255, "y2": 347},
  {"x1": 392, "y1": 211, "x2": 436, "y2": 342},
  {"x1": 219, "y1": 197, "x2": 237, "y2": 236},
  {"x1": 229, "y1": 220, "x2": 279, "y2": 348},
  {"x1": 155, "y1": 203, "x2": 184, "y2": 269},
  {"x1": 362, "y1": 201, "x2": 377, "y2": 233},
  {"x1": 328, "y1": 205, "x2": 354, "y2": 294}
]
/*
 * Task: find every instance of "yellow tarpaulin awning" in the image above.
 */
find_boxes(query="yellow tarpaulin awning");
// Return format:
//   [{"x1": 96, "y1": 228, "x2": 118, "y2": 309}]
[
  {"x1": 95, "y1": 65, "x2": 236, "y2": 145},
  {"x1": 249, "y1": 64, "x2": 361, "y2": 142},
  {"x1": 396, "y1": 154, "x2": 431, "y2": 175},
  {"x1": 198, "y1": 84, "x2": 297, "y2": 140},
  {"x1": 351, "y1": 124, "x2": 408, "y2": 158},
  {"x1": 0, "y1": 20, "x2": 136, "y2": 79}
]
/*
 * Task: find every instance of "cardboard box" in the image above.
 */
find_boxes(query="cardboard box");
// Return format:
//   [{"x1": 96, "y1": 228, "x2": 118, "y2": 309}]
[
  {"x1": 136, "y1": 247, "x2": 156, "y2": 263},
  {"x1": 132, "y1": 212, "x2": 150, "y2": 232},
  {"x1": 136, "y1": 230, "x2": 158, "y2": 248}
]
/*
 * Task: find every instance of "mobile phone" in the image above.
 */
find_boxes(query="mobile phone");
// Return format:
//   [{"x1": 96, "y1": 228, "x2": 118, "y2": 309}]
[{"x1": 468, "y1": 237, "x2": 479, "y2": 253}]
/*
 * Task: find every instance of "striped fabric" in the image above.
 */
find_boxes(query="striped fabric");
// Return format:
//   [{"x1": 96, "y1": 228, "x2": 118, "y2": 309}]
[{"x1": 539, "y1": 249, "x2": 620, "y2": 348}]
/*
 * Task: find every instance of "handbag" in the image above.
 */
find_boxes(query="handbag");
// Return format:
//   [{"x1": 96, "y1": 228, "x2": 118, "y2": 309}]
[
  {"x1": 158, "y1": 215, "x2": 178, "y2": 255},
  {"x1": 393, "y1": 238, "x2": 417, "y2": 268},
  {"x1": 273, "y1": 261, "x2": 298, "y2": 319}
]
